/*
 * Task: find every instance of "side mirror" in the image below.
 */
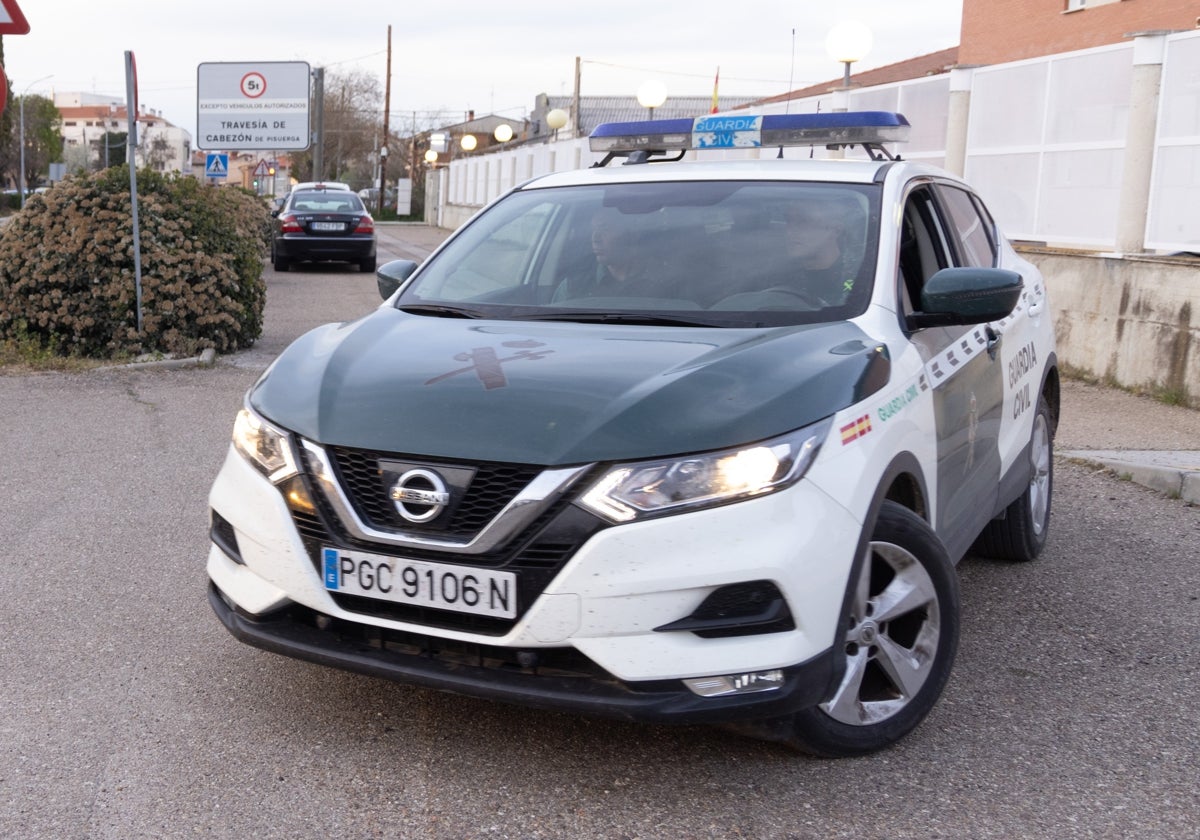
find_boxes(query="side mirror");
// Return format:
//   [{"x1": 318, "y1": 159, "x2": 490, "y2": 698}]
[
  {"x1": 376, "y1": 259, "x2": 420, "y2": 300},
  {"x1": 909, "y1": 267, "x2": 1023, "y2": 329}
]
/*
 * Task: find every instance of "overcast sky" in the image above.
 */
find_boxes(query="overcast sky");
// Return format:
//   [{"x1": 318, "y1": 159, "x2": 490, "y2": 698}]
[{"x1": 3, "y1": 0, "x2": 963, "y2": 138}]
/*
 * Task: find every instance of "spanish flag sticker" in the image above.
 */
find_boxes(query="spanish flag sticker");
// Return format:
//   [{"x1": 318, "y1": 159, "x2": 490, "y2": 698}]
[{"x1": 840, "y1": 414, "x2": 873, "y2": 446}]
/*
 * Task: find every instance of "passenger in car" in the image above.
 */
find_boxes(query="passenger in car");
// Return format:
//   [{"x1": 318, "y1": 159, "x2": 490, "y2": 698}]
[{"x1": 553, "y1": 209, "x2": 674, "y2": 301}]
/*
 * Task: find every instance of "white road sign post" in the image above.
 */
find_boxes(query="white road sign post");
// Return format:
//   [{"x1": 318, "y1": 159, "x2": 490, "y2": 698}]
[{"x1": 196, "y1": 61, "x2": 310, "y2": 151}]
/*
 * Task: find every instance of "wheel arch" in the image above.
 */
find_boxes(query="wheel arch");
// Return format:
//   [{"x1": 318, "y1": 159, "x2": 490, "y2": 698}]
[{"x1": 1040, "y1": 354, "x2": 1060, "y2": 435}]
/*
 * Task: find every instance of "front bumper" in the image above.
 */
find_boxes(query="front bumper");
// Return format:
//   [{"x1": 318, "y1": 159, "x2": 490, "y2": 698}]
[
  {"x1": 207, "y1": 444, "x2": 861, "y2": 723},
  {"x1": 209, "y1": 581, "x2": 837, "y2": 724}
]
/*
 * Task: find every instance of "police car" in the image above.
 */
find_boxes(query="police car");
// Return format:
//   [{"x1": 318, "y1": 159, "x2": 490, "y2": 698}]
[{"x1": 207, "y1": 112, "x2": 1058, "y2": 756}]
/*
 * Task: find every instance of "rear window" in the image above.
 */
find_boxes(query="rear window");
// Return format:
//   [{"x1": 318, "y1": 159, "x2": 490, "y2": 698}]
[
  {"x1": 399, "y1": 181, "x2": 882, "y2": 327},
  {"x1": 289, "y1": 191, "x2": 365, "y2": 213}
]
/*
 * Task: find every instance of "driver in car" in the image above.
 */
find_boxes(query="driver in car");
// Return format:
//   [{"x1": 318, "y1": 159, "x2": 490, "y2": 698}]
[
  {"x1": 554, "y1": 209, "x2": 673, "y2": 301},
  {"x1": 782, "y1": 203, "x2": 859, "y2": 305}
]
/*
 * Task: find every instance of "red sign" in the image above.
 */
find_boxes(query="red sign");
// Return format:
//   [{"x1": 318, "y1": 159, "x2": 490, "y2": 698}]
[{"x1": 0, "y1": 0, "x2": 29, "y2": 35}]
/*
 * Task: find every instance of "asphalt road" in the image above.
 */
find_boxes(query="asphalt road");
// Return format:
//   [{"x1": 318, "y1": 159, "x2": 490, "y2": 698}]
[{"x1": 2, "y1": 229, "x2": 1197, "y2": 839}]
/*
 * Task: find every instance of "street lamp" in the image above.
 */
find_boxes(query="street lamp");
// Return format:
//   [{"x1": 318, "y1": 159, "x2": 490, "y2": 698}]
[
  {"x1": 545, "y1": 108, "x2": 568, "y2": 141},
  {"x1": 19, "y1": 74, "x2": 54, "y2": 209},
  {"x1": 825, "y1": 20, "x2": 874, "y2": 90},
  {"x1": 636, "y1": 80, "x2": 668, "y2": 120},
  {"x1": 493, "y1": 124, "x2": 514, "y2": 143},
  {"x1": 460, "y1": 134, "x2": 478, "y2": 152}
]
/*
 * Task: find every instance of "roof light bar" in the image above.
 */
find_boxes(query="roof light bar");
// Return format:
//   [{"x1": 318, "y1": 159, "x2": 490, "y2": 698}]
[{"x1": 589, "y1": 111, "x2": 911, "y2": 155}]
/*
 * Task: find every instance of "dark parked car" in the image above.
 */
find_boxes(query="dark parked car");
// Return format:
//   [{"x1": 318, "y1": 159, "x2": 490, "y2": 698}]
[{"x1": 271, "y1": 187, "x2": 376, "y2": 272}]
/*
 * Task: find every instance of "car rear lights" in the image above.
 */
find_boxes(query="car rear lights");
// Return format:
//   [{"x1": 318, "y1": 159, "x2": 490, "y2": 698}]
[
  {"x1": 354, "y1": 216, "x2": 375, "y2": 234},
  {"x1": 279, "y1": 214, "x2": 303, "y2": 234}
]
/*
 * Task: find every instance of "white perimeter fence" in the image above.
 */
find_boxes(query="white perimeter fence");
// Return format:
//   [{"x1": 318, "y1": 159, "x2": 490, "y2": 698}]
[{"x1": 436, "y1": 29, "x2": 1200, "y2": 254}]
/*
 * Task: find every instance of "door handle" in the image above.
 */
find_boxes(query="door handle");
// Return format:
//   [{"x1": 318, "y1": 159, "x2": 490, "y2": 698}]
[{"x1": 986, "y1": 326, "x2": 1001, "y2": 361}]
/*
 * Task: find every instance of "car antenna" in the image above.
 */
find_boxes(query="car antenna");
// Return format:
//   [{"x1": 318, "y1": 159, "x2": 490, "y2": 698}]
[{"x1": 779, "y1": 28, "x2": 796, "y2": 160}]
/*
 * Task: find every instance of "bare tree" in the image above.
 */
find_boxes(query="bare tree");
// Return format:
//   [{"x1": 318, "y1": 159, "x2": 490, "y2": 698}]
[{"x1": 291, "y1": 69, "x2": 383, "y2": 185}]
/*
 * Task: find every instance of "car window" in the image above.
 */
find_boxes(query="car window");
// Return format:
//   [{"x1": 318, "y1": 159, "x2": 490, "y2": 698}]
[
  {"x1": 289, "y1": 191, "x2": 364, "y2": 213},
  {"x1": 400, "y1": 181, "x2": 881, "y2": 327},
  {"x1": 898, "y1": 186, "x2": 953, "y2": 316},
  {"x1": 936, "y1": 185, "x2": 997, "y2": 268}
]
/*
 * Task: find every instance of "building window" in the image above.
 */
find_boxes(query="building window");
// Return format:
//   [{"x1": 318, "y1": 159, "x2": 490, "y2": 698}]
[{"x1": 1066, "y1": 0, "x2": 1120, "y2": 10}]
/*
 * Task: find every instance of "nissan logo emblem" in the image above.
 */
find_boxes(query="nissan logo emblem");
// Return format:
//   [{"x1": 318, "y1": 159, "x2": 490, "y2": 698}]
[{"x1": 389, "y1": 468, "x2": 450, "y2": 523}]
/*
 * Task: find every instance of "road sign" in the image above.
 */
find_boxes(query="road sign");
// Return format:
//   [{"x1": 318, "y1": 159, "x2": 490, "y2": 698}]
[
  {"x1": 205, "y1": 153, "x2": 229, "y2": 179},
  {"x1": 196, "y1": 61, "x2": 310, "y2": 151},
  {"x1": 254, "y1": 159, "x2": 269, "y2": 176},
  {"x1": 0, "y1": 0, "x2": 29, "y2": 35}
]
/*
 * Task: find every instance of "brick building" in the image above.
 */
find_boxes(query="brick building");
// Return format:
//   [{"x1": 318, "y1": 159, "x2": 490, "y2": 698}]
[{"x1": 960, "y1": 0, "x2": 1198, "y2": 65}]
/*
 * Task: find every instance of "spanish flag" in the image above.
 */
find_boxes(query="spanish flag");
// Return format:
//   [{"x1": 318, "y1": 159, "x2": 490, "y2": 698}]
[
  {"x1": 840, "y1": 414, "x2": 873, "y2": 445},
  {"x1": 710, "y1": 67, "x2": 720, "y2": 114}
]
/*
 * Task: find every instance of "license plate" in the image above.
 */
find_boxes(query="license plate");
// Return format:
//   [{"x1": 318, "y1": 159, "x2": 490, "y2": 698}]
[
  {"x1": 322, "y1": 548, "x2": 517, "y2": 619},
  {"x1": 310, "y1": 221, "x2": 343, "y2": 232}
]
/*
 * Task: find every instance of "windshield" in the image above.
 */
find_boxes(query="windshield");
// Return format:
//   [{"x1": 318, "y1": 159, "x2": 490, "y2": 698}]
[{"x1": 398, "y1": 181, "x2": 881, "y2": 327}]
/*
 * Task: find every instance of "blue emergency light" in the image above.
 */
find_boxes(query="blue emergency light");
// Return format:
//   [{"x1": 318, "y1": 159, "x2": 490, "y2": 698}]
[{"x1": 588, "y1": 111, "x2": 911, "y2": 164}]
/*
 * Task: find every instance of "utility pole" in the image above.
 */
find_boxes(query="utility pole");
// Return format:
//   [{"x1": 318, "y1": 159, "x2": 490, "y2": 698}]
[
  {"x1": 572, "y1": 56, "x2": 581, "y2": 138},
  {"x1": 379, "y1": 24, "x2": 391, "y2": 218},
  {"x1": 312, "y1": 67, "x2": 325, "y2": 181}
]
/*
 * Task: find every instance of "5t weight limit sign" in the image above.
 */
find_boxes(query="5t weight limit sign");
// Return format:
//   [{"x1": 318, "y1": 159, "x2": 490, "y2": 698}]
[{"x1": 197, "y1": 61, "x2": 311, "y2": 151}]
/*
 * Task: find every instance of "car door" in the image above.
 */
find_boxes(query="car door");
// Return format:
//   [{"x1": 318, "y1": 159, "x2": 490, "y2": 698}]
[
  {"x1": 897, "y1": 183, "x2": 1004, "y2": 561},
  {"x1": 935, "y1": 183, "x2": 1050, "y2": 507}
]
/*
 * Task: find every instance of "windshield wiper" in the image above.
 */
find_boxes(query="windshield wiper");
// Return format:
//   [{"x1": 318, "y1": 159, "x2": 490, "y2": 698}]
[
  {"x1": 398, "y1": 303, "x2": 486, "y2": 319},
  {"x1": 518, "y1": 311, "x2": 727, "y2": 327}
]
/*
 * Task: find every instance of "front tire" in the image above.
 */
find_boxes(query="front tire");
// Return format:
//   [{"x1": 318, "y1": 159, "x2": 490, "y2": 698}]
[
  {"x1": 784, "y1": 502, "x2": 960, "y2": 757},
  {"x1": 972, "y1": 396, "x2": 1053, "y2": 562}
]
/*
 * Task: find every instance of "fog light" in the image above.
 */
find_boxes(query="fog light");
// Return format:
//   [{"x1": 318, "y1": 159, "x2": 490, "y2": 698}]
[{"x1": 684, "y1": 669, "x2": 785, "y2": 698}]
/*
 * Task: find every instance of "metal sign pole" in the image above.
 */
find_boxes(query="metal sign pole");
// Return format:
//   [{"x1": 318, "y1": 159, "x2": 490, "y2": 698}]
[{"x1": 125, "y1": 50, "x2": 143, "y2": 334}]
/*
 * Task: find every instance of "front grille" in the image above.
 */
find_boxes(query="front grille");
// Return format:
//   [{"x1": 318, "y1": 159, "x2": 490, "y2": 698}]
[{"x1": 328, "y1": 447, "x2": 542, "y2": 537}]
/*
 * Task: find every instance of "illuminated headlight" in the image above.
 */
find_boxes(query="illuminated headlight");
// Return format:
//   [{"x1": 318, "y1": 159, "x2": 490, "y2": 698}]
[
  {"x1": 684, "y1": 670, "x2": 785, "y2": 697},
  {"x1": 579, "y1": 420, "x2": 830, "y2": 523},
  {"x1": 232, "y1": 406, "x2": 299, "y2": 484}
]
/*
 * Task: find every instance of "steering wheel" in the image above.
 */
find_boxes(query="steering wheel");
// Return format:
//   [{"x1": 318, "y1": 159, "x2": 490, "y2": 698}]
[{"x1": 760, "y1": 286, "x2": 824, "y2": 308}]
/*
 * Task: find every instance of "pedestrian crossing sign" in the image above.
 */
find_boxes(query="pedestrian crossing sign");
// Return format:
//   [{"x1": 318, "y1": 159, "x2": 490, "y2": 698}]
[{"x1": 205, "y1": 153, "x2": 229, "y2": 178}]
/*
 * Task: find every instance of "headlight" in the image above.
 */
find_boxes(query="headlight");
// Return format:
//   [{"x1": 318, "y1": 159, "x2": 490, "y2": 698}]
[
  {"x1": 232, "y1": 406, "x2": 299, "y2": 484},
  {"x1": 579, "y1": 420, "x2": 831, "y2": 523}
]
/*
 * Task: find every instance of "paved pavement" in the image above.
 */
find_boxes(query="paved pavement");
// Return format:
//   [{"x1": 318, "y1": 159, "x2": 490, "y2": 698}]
[{"x1": 1055, "y1": 378, "x2": 1200, "y2": 505}]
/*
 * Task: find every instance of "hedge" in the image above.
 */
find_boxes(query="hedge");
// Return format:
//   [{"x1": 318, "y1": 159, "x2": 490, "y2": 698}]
[{"x1": 0, "y1": 167, "x2": 271, "y2": 358}]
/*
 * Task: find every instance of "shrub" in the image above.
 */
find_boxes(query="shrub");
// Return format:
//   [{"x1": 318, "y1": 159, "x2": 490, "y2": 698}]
[{"x1": 0, "y1": 167, "x2": 271, "y2": 358}]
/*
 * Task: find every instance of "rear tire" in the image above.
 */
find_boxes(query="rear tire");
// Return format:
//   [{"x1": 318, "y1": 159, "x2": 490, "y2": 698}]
[
  {"x1": 360, "y1": 257, "x2": 377, "y2": 273},
  {"x1": 972, "y1": 396, "x2": 1053, "y2": 562},
  {"x1": 273, "y1": 255, "x2": 290, "y2": 272},
  {"x1": 783, "y1": 502, "x2": 960, "y2": 757}
]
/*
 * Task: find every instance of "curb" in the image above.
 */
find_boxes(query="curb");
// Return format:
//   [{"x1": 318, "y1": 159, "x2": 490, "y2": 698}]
[
  {"x1": 97, "y1": 347, "x2": 218, "y2": 372},
  {"x1": 1060, "y1": 450, "x2": 1200, "y2": 505}
]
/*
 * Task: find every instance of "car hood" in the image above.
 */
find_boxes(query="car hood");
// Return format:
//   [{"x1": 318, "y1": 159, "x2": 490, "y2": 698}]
[{"x1": 251, "y1": 309, "x2": 890, "y2": 465}]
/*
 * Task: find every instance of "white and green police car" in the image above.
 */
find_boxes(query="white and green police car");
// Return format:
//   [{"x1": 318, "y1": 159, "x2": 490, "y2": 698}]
[{"x1": 208, "y1": 112, "x2": 1058, "y2": 756}]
